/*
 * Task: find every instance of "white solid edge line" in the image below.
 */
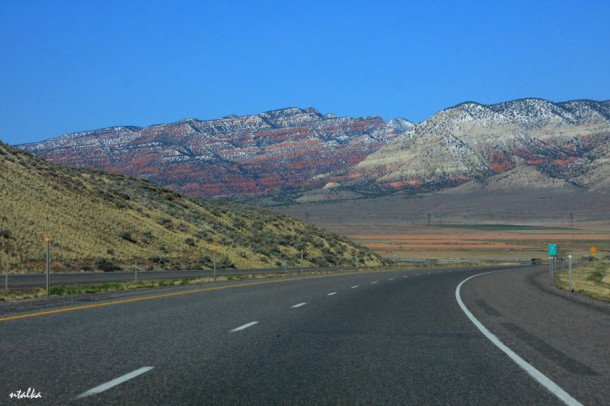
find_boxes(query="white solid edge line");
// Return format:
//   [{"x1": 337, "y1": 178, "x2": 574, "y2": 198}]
[
  {"x1": 455, "y1": 272, "x2": 582, "y2": 406},
  {"x1": 327, "y1": 292, "x2": 337, "y2": 296},
  {"x1": 292, "y1": 302, "x2": 307, "y2": 308},
  {"x1": 230, "y1": 321, "x2": 259, "y2": 332},
  {"x1": 75, "y1": 366, "x2": 154, "y2": 399}
]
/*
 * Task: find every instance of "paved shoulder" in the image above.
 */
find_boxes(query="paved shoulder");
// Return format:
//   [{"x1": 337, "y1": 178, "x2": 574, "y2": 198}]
[{"x1": 459, "y1": 267, "x2": 610, "y2": 406}]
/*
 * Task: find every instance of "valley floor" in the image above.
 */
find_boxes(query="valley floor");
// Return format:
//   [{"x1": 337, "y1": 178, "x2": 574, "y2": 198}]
[{"x1": 276, "y1": 188, "x2": 610, "y2": 260}]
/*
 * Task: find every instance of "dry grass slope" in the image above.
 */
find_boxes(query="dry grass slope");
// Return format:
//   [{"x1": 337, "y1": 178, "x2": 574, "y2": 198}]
[
  {"x1": 0, "y1": 142, "x2": 385, "y2": 273},
  {"x1": 555, "y1": 260, "x2": 610, "y2": 303}
]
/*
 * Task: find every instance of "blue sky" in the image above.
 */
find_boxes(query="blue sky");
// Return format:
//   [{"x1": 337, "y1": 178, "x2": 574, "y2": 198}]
[{"x1": 1, "y1": 0, "x2": 609, "y2": 145}]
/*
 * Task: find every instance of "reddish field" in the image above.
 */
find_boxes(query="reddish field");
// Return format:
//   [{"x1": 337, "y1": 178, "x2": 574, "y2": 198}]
[{"x1": 343, "y1": 224, "x2": 610, "y2": 260}]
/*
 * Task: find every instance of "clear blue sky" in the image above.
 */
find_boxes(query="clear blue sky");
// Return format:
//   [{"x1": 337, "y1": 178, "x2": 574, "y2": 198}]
[{"x1": 1, "y1": 0, "x2": 609, "y2": 145}]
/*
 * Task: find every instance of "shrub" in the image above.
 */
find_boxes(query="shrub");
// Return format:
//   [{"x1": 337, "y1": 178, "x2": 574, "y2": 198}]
[
  {"x1": 142, "y1": 231, "x2": 153, "y2": 244},
  {"x1": 219, "y1": 256, "x2": 236, "y2": 269},
  {"x1": 95, "y1": 257, "x2": 121, "y2": 272},
  {"x1": 157, "y1": 217, "x2": 173, "y2": 229},
  {"x1": 119, "y1": 231, "x2": 137, "y2": 243},
  {"x1": 149, "y1": 256, "x2": 170, "y2": 265},
  {"x1": 200, "y1": 255, "x2": 213, "y2": 269}
]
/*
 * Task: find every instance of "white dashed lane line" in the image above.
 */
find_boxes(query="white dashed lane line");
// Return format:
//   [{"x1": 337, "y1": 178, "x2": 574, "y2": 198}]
[
  {"x1": 230, "y1": 321, "x2": 259, "y2": 333},
  {"x1": 371, "y1": 281, "x2": 378, "y2": 284},
  {"x1": 292, "y1": 303, "x2": 307, "y2": 308},
  {"x1": 327, "y1": 292, "x2": 337, "y2": 296},
  {"x1": 351, "y1": 285, "x2": 359, "y2": 289},
  {"x1": 75, "y1": 367, "x2": 154, "y2": 399}
]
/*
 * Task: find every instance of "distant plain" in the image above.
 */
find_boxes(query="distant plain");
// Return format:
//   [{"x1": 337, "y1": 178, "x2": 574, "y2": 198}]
[{"x1": 278, "y1": 185, "x2": 610, "y2": 260}]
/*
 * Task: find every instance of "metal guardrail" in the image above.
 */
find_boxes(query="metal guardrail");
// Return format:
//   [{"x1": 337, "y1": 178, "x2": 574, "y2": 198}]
[
  {"x1": 391, "y1": 257, "x2": 532, "y2": 265},
  {"x1": 4, "y1": 257, "x2": 543, "y2": 291},
  {"x1": 2, "y1": 266, "x2": 354, "y2": 290}
]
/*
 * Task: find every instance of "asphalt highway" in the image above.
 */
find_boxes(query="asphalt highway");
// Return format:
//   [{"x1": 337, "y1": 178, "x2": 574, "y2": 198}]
[{"x1": 1, "y1": 266, "x2": 608, "y2": 405}]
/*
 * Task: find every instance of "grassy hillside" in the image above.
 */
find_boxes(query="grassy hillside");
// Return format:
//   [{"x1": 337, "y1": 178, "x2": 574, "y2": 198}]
[{"x1": 0, "y1": 141, "x2": 385, "y2": 273}]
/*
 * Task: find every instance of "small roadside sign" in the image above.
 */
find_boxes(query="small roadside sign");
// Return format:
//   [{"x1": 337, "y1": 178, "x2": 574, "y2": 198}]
[
  {"x1": 548, "y1": 244, "x2": 558, "y2": 256},
  {"x1": 591, "y1": 246, "x2": 597, "y2": 255}
]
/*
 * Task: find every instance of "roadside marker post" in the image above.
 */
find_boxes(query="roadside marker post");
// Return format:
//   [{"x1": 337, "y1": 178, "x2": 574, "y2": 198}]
[
  {"x1": 213, "y1": 246, "x2": 217, "y2": 282},
  {"x1": 548, "y1": 244, "x2": 558, "y2": 281},
  {"x1": 134, "y1": 261, "x2": 138, "y2": 283},
  {"x1": 568, "y1": 254, "x2": 574, "y2": 292},
  {"x1": 4, "y1": 259, "x2": 8, "y2": 290},
  {"x1": 45, "y1": 237, "x2": 51, "y2": 297}
]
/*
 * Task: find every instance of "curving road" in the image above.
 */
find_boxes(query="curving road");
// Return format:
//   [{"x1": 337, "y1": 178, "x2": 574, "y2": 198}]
[{"x1": 0, "y1": 266, "x2": 608, "y2": 405}]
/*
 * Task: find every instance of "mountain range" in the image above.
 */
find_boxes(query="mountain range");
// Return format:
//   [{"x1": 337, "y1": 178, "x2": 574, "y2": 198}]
[
  {"x1": 18, "y1": 99, "x2": 610, "y2": 205},
  {"x1": 304, "y1": 98, "x2": 610, "y2": 201},
  {"x1": 20, "y1": 108, "x2": 411, "y2": 200}
]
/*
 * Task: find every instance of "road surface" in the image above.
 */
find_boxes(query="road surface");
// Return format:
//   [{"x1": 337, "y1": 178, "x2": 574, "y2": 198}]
[{"x1": 1, "y1": 266, "x2": 608, "y2": 404}]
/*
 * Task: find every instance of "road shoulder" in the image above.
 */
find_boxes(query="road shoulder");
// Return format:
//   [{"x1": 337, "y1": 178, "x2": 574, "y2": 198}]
[{"x1": 458, "y1": 266, "x2": 610, "y2": 406}]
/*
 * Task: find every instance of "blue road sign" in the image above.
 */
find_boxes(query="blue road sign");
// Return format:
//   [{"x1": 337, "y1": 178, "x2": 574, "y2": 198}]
[{"x1": 548, "y1": 244, "x2": 558, "y2": 256}]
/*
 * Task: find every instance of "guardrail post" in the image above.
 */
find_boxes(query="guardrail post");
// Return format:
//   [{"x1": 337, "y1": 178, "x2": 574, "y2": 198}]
[{"x1": 45, "y1": 237, "x2": 51, "y2": 297}]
